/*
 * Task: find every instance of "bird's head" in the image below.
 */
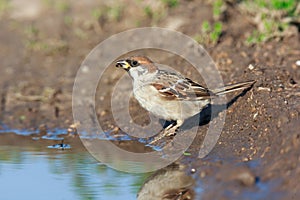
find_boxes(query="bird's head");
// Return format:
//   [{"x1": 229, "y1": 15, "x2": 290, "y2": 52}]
[{"x1": 116, "y1": 56, "x2": 157, "y2": 74}]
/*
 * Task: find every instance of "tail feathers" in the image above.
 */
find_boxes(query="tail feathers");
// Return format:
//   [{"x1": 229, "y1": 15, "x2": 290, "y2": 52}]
[{"x1": 213, "y1": 80, "x2": 255, "y2": 95}]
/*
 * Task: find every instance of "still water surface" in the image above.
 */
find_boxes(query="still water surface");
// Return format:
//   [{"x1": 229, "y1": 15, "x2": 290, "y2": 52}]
[{"x1": 0, "y1": 146, "x2": 148, "y2": 200}]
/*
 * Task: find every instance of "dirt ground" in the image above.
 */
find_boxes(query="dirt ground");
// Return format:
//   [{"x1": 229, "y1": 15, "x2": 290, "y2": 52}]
[{"x1": 0, "y1": 0, "x2": 299, "y2": 199}]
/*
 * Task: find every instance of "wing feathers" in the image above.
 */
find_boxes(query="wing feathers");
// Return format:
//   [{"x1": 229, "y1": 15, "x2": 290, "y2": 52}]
[{"x1": 149, "y1": 70, "x2": 254, "y2": 101}]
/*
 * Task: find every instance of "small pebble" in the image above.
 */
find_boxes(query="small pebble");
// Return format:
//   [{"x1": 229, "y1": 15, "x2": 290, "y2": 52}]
[
  {"x1": 240, "y1": 51, "x2": 247, "y2": 58},
  {"x1": 253, "y1": 112, "x2": 258, "y2": 120},
  {"x1": 226, "y1": 58, "x2": 233, "y2": 65},
  {"x1": 100, "y1": 110, "x2": 107, "y2": 116},
  {"x1": 257, "y1": 87, "x2": 271, "y2": 92},
  {"x1": 190, "y1": 168, "x2": 196, "y2": 173},
  {"x1": 242, "y1": 157, "x2": 249, "y2": 162},
  {"x1": 235, "y1": 169, "x2": 256, "y2": 186},
  {"x1": 248, "y1": 64, "x2": 255, "y2": 70},
  {"x1": 296, "y1": 60, "x2": 300, "y2": 66},
  {"x1": 67, "y1": 128, "x2": 73, "y2": 132}
]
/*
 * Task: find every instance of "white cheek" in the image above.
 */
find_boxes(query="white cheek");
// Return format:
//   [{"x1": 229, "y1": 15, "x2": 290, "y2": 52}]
[
  {"x1": 129, "y1": 69, "x2": 139, "y2": 79},
  {"x1": 129, "y1": 66, "x2": 148, "y2": 79}
]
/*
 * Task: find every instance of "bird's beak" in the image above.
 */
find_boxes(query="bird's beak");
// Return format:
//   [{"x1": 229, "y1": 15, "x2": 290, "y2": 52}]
[{"x1": 116, "y1": 60, "x2": 131, "y2": 71}]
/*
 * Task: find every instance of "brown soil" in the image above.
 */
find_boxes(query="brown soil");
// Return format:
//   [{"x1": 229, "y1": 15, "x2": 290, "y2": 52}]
[{"x1": 0, "y1": 1, "x2": 299, "y2": 199}]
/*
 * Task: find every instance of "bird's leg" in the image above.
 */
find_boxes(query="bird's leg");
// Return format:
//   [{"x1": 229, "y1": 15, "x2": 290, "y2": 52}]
[
  {"x1": 164, "y1": 121, "x2": 177, "y2": 131},
  {"x1": 149, "y1": 120, "x2": 184, "y2": 144},
  {"x1": 165, "y1": 120, "x2": 183, "y2": 136}
]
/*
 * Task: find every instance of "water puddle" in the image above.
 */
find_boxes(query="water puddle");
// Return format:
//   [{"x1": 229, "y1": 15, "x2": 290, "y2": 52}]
[
  {"x1": 0, "y1": 127, "x2": 158, "y2": 199},
  {"x1": 0, "y1": 146, "x2": 148, "y2": 200},
  {"x1": 0, "y1": 127, "x2": 283, "y2": 199}
]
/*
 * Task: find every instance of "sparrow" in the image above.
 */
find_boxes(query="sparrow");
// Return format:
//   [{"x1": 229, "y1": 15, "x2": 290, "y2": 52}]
[{"x1": 116, "y1": 56, "x2": 255, "y2": 143}]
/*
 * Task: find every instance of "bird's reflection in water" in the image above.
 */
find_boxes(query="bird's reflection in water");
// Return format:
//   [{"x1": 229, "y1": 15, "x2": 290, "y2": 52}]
[{"x1": 138, "y1": 163, "x2": 195, "y2": 200}]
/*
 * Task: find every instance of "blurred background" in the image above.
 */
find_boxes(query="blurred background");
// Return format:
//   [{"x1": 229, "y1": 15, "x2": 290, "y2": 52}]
[{"x1": 0, "y1": 0, "x2": 299, "y2": 199}]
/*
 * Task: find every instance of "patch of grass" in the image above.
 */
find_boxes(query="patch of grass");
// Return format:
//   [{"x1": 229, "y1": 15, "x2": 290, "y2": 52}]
[
  {"x1": 25, "y1": 39, "x2": 47, "y2": 52},
  {"x1": 201, "y1": 20, "x2": 211, "y2": 33},
  {"x1": 240, "y1": 0, "x2": 299, "y2": 45},
  {"x1": 246, "y1": 31, "x2": 267, "y2": 44},
  {"x1": 213, "y1": 0, "x2": 224, "y2": 19},
  {"x1": 25, "y1": 39, "x2": 68, "y2": 54},
  {"x1": 210, "y1": 22, "x2": 223, "y2": 43},
  {"x1": 92, "y1": 8, "x2": 103, "y2": 20},
  {"x1": 0, "y1": 0, "x2": 9, "y2": 16},
  {"x1": 24, "y1": 25, "x2": 68, "y2": 54},
  {"x1": 194, "y1": 21, "x2": 223, "y2": 46},
  {"x1": 108, "y1": 5, "x2": 123, "y2": 21},
  {"x1": 43, "y1": 0, "x2": 70, "y2": 13},
  {"x1": 256, "y1": 0, "x2": 296, "y2": 12},
  {"x1": 55, "y1": 1, "x2": 70, "y2": 12},
  {"x1": 92, "y1": 5, "x2": 123, "y2": 22},
  {"x1": 161, "y1": 0, "x2": 179, "y2": 8},
  {"x1": 64, "y1": 15, "x2": 73, "y2": 26},
  {"x1": 144, "y1": 5, "x2": 153, "y2": 18},
  {"x1": 24, "y1": 24, "x2": 39, "y2": 49},
  {"x1": 142, "y1": 4, "x2": 166, "y2": 25},
  {"x1": 135, "y1": 20, "x2": 142, "y2": 27},
  {"x1": 24, "y1": 25, "x2": 39, "y2": 39},
  {"x1": 74, "y1": 28, "x2": 88, "y2": 40}
]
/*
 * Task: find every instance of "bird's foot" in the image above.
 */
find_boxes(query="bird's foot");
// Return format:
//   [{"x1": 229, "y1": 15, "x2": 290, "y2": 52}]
[{"x1": 149, "y1": 128, "x2": 177, "y2": 145}]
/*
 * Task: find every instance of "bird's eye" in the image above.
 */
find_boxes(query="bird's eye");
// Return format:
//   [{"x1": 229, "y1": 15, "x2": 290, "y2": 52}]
[{"x1": 132, "y1": 60, "x2": 138, "y2": 66}]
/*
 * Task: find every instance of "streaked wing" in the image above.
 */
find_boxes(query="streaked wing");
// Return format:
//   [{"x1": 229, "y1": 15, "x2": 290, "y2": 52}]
[{"x1": 150, "y1": 70, "x2": 213, "y2": 100}]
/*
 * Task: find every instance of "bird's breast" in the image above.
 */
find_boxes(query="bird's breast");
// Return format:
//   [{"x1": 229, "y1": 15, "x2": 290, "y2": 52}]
[{"x1": 133, "y1": 84, "x2": 208, "y2": 121}]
